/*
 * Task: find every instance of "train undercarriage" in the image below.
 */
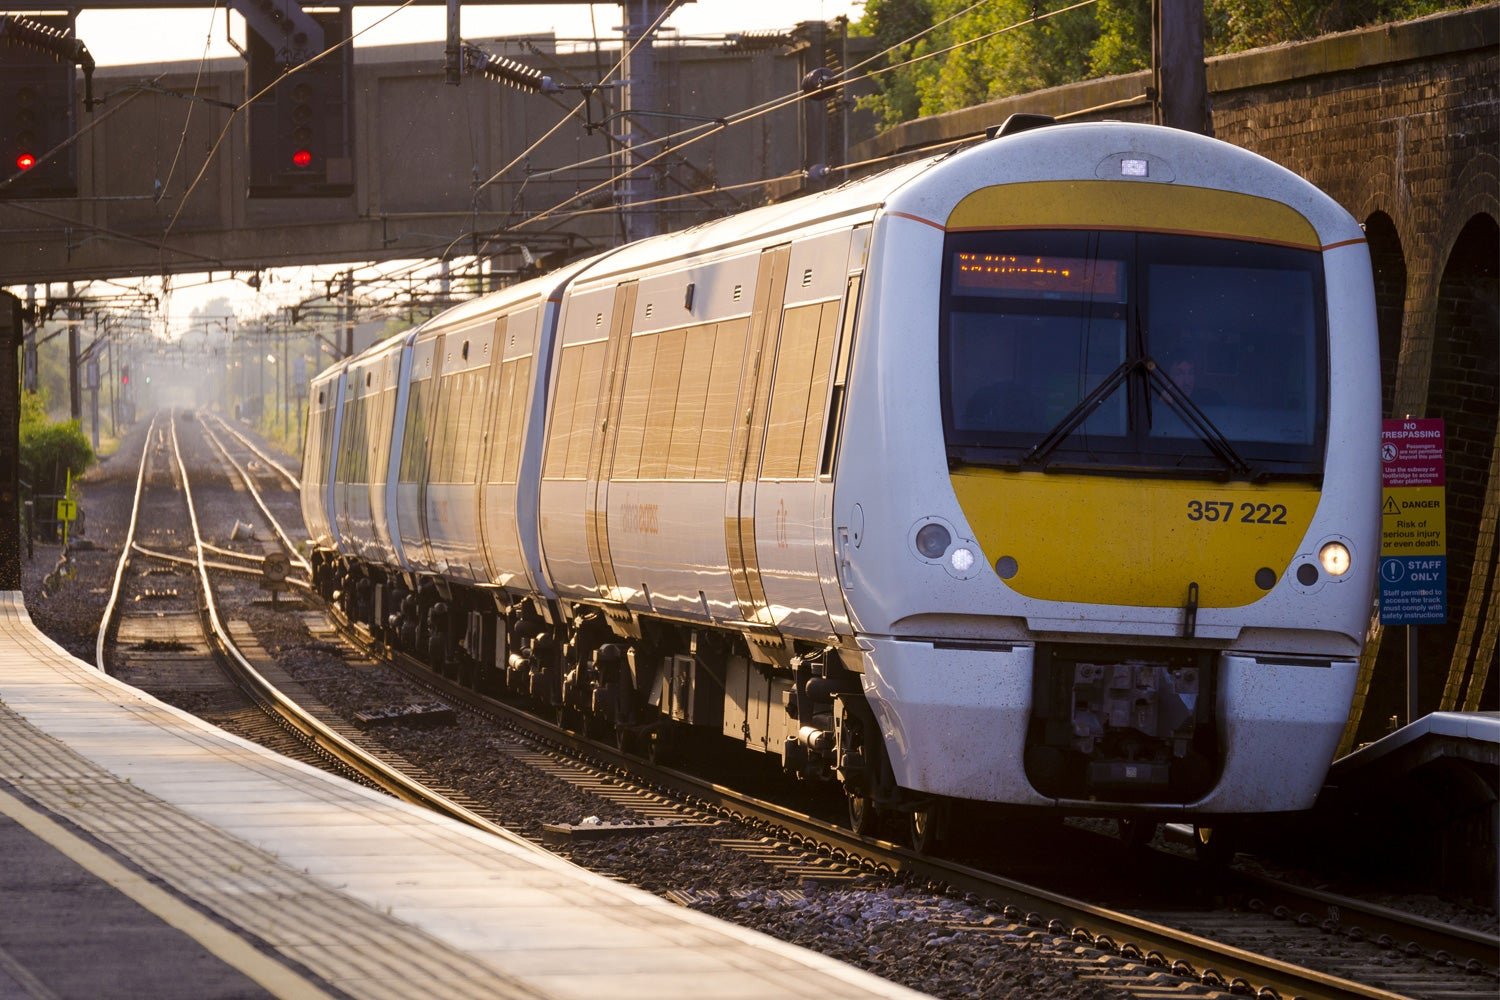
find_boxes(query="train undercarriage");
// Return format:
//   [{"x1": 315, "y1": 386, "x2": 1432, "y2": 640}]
[{"x1": 311, "y1": 551, "x2": 1234, "y2": 854}]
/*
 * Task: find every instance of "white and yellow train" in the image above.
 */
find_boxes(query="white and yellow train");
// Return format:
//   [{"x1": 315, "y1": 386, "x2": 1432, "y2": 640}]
[{"x1": 302, "y1": 118, "x2": 1380, "y2": 848}]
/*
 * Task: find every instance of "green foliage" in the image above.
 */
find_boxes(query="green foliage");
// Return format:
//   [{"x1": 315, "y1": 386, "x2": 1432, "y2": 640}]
[
  {"x1": 1091, "y1": 0, "x2": 1153, "y2": 76},
  {"x1": 856, "y1": 0, "x2": 938, "y2": 128},
  {"x1": 854, "y1": 0, "x2": 1483, "y2": 129},
  {"x1": 19, "y1": 389, "x2": 94, "y2": 493}
]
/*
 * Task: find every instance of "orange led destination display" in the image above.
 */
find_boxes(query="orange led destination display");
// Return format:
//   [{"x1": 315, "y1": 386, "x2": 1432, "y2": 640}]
[{"x1": 952, "y1": 253, "x2": 1125, "y2": 301}]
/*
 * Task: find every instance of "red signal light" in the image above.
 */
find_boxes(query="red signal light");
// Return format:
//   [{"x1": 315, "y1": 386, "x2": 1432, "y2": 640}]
[
  {"x1": 291, "y1": 148, "x2": 312, "y2": 168},
  {"x1": 16, "y1": 152, "x2": 36, "y2": 171}
]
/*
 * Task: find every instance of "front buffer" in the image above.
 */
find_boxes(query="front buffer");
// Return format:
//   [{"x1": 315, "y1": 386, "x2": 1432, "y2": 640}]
[{"x1": 860, "y1": 638, "x2": 1357, "y2": 814}]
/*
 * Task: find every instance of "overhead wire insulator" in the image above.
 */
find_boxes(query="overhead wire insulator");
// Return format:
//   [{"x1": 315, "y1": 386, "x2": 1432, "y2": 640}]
[
  {"x1": 721, "y1": 30, "x2": 795, "y2": 53},
  {"x1": 462, "y1": 43, "x2": 559, "y2": 94}
]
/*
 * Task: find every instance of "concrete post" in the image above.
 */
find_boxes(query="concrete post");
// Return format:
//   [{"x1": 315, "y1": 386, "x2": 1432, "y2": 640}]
[{"x1": 619, "y1": 0, "x2": 673, "y2": 241}]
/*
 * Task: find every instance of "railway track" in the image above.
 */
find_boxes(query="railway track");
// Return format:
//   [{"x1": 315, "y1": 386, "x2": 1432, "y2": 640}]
[
  {"x1": 319, "y1": 604, "x2": 1498, "y2": 1000},
  {"x1": 88, "y1": 410, "x2": 1498, "y2": 1000},
  {"x1": 93, "y1": 411, "x2": 540, "y2": 853}
]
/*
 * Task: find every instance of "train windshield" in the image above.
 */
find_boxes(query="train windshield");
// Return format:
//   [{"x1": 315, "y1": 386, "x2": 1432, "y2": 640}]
[{"x1": 941, "y1": 230, "x2": 1327, "y2": 478}]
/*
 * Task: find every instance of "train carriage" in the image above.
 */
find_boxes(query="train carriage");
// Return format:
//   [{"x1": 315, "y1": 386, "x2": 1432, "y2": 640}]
[{"x1": 304, "y1": 118, "x2": 1380, "y2": 848}]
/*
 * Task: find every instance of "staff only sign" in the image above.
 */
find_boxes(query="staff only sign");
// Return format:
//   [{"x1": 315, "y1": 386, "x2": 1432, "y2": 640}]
[{"x1": 1379, "y1": 418, "x2": 1446, "y2": 624}]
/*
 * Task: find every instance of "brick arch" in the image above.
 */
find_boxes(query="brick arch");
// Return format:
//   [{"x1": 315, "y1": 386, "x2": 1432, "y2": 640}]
[
  {"x1": 1350, "y1": 154, "x2": 1407, "y2": 239},
  {"x1": 1428, "y1": 213, "x2": 1499, "y2": 713},
  {"x1": 1364, "y1": 211, "x2": 1406, "y2": 418},
  {"x1": 1435, "y1": 151, "x2": 1500, "y2": 267}
]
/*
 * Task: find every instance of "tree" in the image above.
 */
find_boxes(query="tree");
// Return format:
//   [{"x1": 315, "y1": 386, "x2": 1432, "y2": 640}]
[
  {"x1": 853, "y1": 0, "x2": 1482, "y2": 130},
  {"x1": 19, "y1": 388, "x2": 93, "y2": 495},
  {"x1": 856, "y1": 0, "x2": 938, "y2": 129}
]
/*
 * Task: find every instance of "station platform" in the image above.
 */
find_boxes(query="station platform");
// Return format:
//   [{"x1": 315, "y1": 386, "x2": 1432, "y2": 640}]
[
  {"x1": 1316, "y1": 710, "x2": 1499, "y2": 907},
  {"x1": 0, "y1": 592, "x2": 924, "y2": 1000}
]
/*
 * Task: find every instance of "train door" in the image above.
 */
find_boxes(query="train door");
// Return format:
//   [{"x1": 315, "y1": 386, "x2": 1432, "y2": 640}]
[
  {"x1": 753, "y1": 229, "x2": 859, "y2": 635},
  {"x1": 385, "y1": 335, "x2": 417, "y2": 571},
  {"x1": 475, "y1": 314, "x2": 508, "y2": 582},
  {"x1": 724, "y1": 245, "x2": 792, "y2": 626},
  {"x1": 333, "y1": 366, "x2": 359, "y2": 553},
  {"x1": 814, "y1": 226, "x2": 870, "y2": 634},
  {"x1": 584, "y1": 282, "x2": 638, "y2": 602},
  {"x1": 396, "y1": 335, "x2": 438, "y2": 571}
]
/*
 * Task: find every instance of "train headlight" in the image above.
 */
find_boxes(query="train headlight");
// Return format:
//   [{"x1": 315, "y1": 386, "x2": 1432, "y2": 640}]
[
  {"x1": 1319, "y1": 542, "x2": 1352, "y2": 577},
  {"x1": 915, "y1": 523, "x2": 952, "y2": 559},
  {"x1": 950, "y1": 547, "x2": 975, "y2": 573}
]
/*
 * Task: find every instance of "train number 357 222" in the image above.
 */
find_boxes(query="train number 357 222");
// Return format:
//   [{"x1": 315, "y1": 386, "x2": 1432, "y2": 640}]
[{"x1": 1186, "y1": 500, "x2": 1289, "y2": 524}]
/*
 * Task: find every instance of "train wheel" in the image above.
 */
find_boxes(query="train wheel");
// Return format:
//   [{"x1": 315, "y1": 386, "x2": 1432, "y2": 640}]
[
  {"x1": 909, "y1": 801, "x2": 947, "y2": 855},
  {"x1": 847, "y1": 790, "x2": 877, "y2": 836}
]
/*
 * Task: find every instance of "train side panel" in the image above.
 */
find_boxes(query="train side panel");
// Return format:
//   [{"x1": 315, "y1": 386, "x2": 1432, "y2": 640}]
[
  {"x1": 748, "y1": 229, "x2": 859, "y2": 636},
  {"x1": 366, "y1": 346, "x2": 406, "y2": 566},
  {"x1": 598, "y1": 251, "x2": 760, "y2": 623},
  {"x1": 333, "y1": 341, "x2": 405, "y2": 566},
  {"x1": 381, "y1": 334, "x2": 418, "y2": 572}
]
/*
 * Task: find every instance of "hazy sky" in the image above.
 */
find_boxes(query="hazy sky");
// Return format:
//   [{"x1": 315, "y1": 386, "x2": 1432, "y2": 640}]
[{"x1": 77, "y1": 2, "x2": 866, "y2": 67}]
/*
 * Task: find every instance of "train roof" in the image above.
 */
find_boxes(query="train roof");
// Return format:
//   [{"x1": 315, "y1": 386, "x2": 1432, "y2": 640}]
[
  {"x1": 410, "y1": 254, "x2": 610, "y2": 343},
  {"x1": 569, "y1": 155, "x2": 942, "y2": 287},
  {"x1": 333, "y1": 120, "x2": 1362, "y2": 374}
]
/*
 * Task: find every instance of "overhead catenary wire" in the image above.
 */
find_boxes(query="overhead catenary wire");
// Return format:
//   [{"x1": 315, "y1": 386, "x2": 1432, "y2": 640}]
[{"x1": 491, "y1": 0, "x2": 1102, "y2": 234}]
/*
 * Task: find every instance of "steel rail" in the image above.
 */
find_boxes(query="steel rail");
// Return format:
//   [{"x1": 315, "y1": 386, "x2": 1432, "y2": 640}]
[
  {"x1": 131, "y1": 541, "x2": 264, "y2": 576},
  {"x1": 341, "y1": 611, "x2": 1477, "y2": 1000},
  {"x1": 203, "y1": 411, "x2": 302, "y2": 493},
  {"x1": 1227, "y1": 869, "x2": 1499, "y2": 975},
  {"x1": 198, "y1": 417, "x2": 311, "y2": 572},
  {"x1": 95, "y1": 411, "x2": 165, "y2": 671},
  {"x1": 160, "y1": 413, "x2": 548, "y2": 858}
]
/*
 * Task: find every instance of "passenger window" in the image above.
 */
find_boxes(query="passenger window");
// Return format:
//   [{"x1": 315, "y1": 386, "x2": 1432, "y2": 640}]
[
  {"x1": 641, "y1": 329, "x2": 686, "y2": 479},
  {"x1": 697, "y1": 319, "x2": 748, "y2": 479},
  {"x1": 613, "y1": 334, "x2": 657, "y2": 480},
  {"x1": 564, "y1": 342, "x2": 606, "y2": 479},
  {"x1": 544, "y1": 347, "x2": 582, "y2": 479},
  {"x1": 669, "y1": 326, "x2": 714, "y2": 479}
]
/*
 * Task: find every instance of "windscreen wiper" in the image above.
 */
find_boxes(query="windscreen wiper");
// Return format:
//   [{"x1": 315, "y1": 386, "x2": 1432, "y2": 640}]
[
  {"x1": 1022, "y1": 357, "x2": 1134, "y2": 466},
  {"x1": 1145, "y1": 359, "x2": 1253, "y2": 477}
]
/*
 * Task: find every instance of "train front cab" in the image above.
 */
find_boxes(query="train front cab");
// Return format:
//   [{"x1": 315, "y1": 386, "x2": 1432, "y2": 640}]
[{"x1": 835, "y1": 123, "x2": 1381, "y2": 839}]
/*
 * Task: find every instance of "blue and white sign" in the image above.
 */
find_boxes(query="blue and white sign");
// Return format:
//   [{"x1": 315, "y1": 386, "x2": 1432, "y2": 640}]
[
  {"x1": 1380, "y1": 419, "x2": 1446, "y2": 626},
  {"x1": 1378, "y1": 555, "x2": 1447, "y2": 625}
]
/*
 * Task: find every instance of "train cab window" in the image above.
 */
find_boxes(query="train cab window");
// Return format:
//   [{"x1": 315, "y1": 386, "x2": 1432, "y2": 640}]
[{"x1": 941, "y1": 230, "x2": 1327, "y2": 479}]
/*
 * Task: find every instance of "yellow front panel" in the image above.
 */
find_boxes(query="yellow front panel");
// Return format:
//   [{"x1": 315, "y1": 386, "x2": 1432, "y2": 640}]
[
  {"x1": 946, "y1": 182, "x2": 1321, "y2": 250},
  {"x1": 950, "y1": 469, "x2": 1321, "y2": 608}
]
